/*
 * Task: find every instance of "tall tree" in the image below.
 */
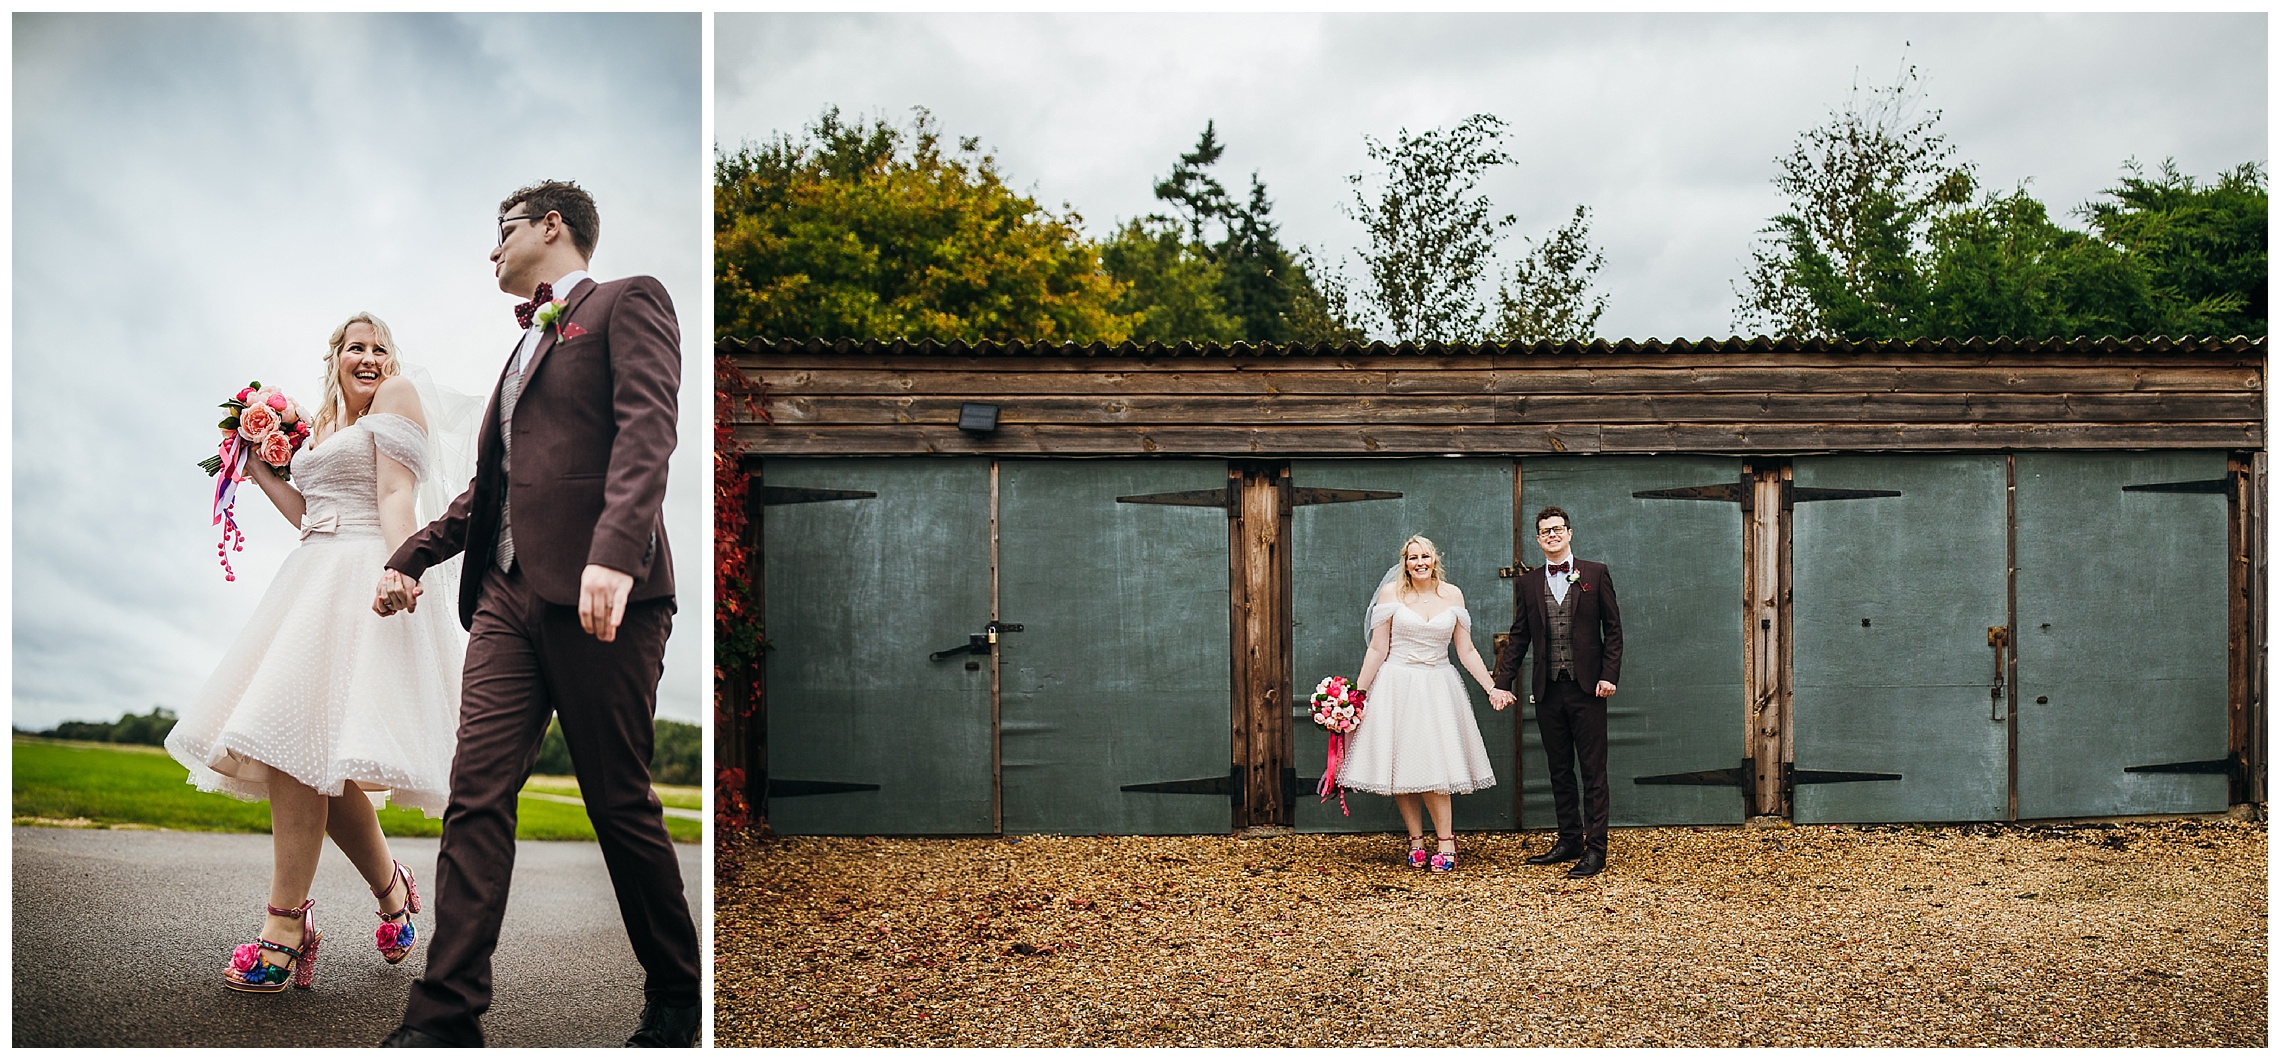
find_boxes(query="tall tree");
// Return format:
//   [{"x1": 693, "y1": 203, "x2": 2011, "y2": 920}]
[
  {"x1": 1495, "y1": 205, "x2": 1609, "y2": 343},
  {"x1": 2081, "y1": 159, "x2": 2268, "y2": 338},
  {"x1": 715, "y1": 107, "x2": 1133, "y2": 343},
  {"x1": 1345, "y1": 114, "x2": 1517, "y2": 343},
  {"x1": 1099, "y1": 219, "x2": 1242, "y2": 344},
  {"x1": 1153, "y1": 120, "x2": 1233, "y2": 245},
  {"x1": 1736, "y1": 65, "x2": 1975, "y2": 339},
  {"x1": 1916, "y1": 186, "x2": 2146, "y2": 341},
  {"x1": 1111, "y1": 122, "x2": 1349, "y2": 343}
]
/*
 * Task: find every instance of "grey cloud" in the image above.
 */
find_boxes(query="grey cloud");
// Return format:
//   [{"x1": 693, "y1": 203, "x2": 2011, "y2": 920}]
[{"x1": 717, "y1": 11, "x2": 2263, "y2": 342}]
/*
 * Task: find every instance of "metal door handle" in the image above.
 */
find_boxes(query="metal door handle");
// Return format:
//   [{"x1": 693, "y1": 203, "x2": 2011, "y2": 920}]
[{"x1": 1988, "y1": 620, "x2": 2006, "y2": 720}]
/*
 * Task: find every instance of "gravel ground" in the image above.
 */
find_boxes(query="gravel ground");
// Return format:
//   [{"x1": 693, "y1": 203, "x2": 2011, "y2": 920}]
[{"x1": 715, "y1": 817, "x2": 2266, "y2": 1047}]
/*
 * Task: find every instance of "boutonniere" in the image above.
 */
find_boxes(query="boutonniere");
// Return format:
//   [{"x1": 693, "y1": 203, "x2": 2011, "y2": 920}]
[
  {"x1": 1565, "y1": 571, "x2": 1580, "y2": 585},
  {"x1": 533, "y1": 299, "x2": 588, "y2": 342}
]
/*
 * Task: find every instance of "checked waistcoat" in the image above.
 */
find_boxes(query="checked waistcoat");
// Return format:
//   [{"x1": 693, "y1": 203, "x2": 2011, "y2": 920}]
[
  {"x1": 1544, "y1": 578, "x2": 1576, "y2": 679},
  {"x1": 494, "y1": 355, "x2": 524, "y2": 572}
]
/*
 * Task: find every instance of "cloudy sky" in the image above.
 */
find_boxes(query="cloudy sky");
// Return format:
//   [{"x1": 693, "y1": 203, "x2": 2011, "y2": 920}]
[
  {"x1": 13, "y1": 13, "x2": 704, "y2": 728},
  {"x1": 719, "y1": 11, "x2": 2266, "y2": 341}
]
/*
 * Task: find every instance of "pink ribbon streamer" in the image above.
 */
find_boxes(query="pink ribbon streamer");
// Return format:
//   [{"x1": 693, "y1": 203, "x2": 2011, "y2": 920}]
[
  {"x1": 1317, "y1": 732, "x2": 1351, "y2": 816},
  {"x1": 212, "y1": 437, "x2": 248, "y2": 581}
]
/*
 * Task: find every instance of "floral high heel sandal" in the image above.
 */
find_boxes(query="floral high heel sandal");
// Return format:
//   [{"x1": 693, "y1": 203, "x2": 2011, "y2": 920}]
[
  {"x1": 373, "y1": 859, "x2": 421, "y2": 964},
  {"x1": 225, "y1": 899, "x2": 321, "y2": 992},
  {"x1": 1406, "y1": 835, "x2": 1431, "y2": 869},
  {"x1": 1429, "y1": 836, "x2": 1458, "y2": 873}
]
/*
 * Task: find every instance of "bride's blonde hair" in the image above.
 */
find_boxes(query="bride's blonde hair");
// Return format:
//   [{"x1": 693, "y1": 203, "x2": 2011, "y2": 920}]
[
  {"x1": 314, "y1": 311, "x2": 402, "y2": 438},
  {"x1": 1396, "y1": 534, "x2": 1445, "y2": 599}
]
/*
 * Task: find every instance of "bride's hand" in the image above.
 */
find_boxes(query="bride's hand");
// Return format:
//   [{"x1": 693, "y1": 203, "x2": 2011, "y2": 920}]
[{"x1": 374, "y1": 569, "x2": 422, "y2": 616}]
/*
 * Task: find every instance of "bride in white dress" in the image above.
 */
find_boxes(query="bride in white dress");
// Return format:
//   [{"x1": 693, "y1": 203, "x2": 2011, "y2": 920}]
[
  {"x1": 166, "y1": 312, "x2": 469, "y2": 992},
  {"x1": 1336, "y1": 534, "x2": 1499, "y2": 872}
]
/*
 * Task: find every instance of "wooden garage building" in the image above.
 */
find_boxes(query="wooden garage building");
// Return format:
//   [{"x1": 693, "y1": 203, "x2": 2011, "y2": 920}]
[{"x1": 718, "y1": 335, "x2": 2266, "y2": 836}]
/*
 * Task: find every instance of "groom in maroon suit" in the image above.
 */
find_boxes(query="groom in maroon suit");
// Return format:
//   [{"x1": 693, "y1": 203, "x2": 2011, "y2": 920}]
[
  {"x1": 374, "y1": 180, "x2": 698, "y2": 1047},
  {"x1": 1491, "y1": 506, "x2": 1623, "y2": 878}
]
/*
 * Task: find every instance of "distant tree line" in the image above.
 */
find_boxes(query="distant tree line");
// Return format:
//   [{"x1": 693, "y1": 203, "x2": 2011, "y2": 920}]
[
  {"x1": 22, "y1": 708, "x2": 702, "y2": 789},
  {"x1": 534, "y1": 717, "x2": 703, "y2": 788},
  {"x1": 25, "y1": 706, "x2": 179, "y2": 746},
  {"x1": 716, "y1": 78, "x2": 2264, "y2": 346}
]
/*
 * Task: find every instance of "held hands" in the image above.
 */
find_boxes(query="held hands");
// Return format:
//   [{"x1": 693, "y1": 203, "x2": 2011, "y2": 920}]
[
  {"x1": 579, "y1": 564, "x2": 635, "y2": 642},
  {"x1": 374, "y1": 569, "x2": 422, "y2": 616},
  {"x1": 1487, "y1": 687, "x2": 1518, "y2": 711}
]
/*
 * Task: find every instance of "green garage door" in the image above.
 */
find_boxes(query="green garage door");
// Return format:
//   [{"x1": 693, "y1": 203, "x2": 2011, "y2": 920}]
[
  {"x1": 1290, "y1": 459, "x2": 1518, "y2": 833},
  {"x1": 2015, "y1": 452, "x2": 2231, "y2": 818},
  {"x1": 1792, "y1": 455, "x2": 2010, "y2": 823},
  {"x1": 761, "y1": 458, "x2": 994, "y2": 834},
  {"x1": 998, "y1": 460, "x2": 1232, "y2": 834},
  {"x1": 1521, "y1": 456, "x2": 1749, "y2": 827}
]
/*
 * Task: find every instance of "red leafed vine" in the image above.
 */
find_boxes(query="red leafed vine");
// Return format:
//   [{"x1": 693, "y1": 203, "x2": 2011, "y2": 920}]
[{"x1": 715, "y1": 351, "x2": 768, "y2": 832}]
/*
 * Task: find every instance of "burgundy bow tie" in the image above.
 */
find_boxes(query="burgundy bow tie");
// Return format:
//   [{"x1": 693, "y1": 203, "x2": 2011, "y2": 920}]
[
  {"x1": 513, "y1": 282, "x2": 554, "y2": 330},
  {"x1": 1546, "y1": 562, "x2": 1571, "y2": 575}
]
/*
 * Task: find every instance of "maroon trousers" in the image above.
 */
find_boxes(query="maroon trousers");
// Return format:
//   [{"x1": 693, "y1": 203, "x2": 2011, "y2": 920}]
[
  {"x1": 1536, "y1": 679, "x2": 1610, "y2": 855},
  {"x1": 403, "y1": 564, "x2": 697, "y2": 1045}
]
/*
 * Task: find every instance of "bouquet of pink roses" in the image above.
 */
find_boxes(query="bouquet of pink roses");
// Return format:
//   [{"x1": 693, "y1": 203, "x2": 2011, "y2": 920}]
[
  {"x1": 199, "y1": 381, "x2": 311, "y2": 580},
  {"x1": 1311, "y1": 675, "x2": 1367, "y2": 815}
]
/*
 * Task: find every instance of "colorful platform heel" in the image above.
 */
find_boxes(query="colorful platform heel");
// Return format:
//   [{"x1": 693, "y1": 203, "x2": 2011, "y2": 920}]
[
  {"x1": 225, "y1": 898, "x2": 320, "y2": 992},
  {"x1": 373, "y1": 860, "x2": 421, "y2": 964}
]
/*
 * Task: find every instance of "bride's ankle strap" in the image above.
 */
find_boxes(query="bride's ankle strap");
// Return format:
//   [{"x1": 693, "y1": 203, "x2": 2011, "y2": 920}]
[
  {"x1": 372, "y1": 860, "x2": 406, "y2": 898},
  {"x1": 266, "y1": 898, "x2": 314, "y2": 919}
]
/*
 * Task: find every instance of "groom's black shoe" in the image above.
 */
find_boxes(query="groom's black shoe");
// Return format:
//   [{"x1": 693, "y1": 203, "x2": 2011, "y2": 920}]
[
  {"x1": 1566, "y1": 850, "x2": 1606, "y2": 878},
  {"x1": 627, "y1": 1001, "x2": 700, "y2": 1047},
  {"x1": 1524, "y1": 839, "x2": 1585, "y2": 865},
  {"x1": 379, "y1": 1025, "x2": 461, "y2": 1048}
]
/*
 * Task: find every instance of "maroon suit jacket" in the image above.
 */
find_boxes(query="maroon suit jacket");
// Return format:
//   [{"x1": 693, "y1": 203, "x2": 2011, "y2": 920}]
[
  {"x1": 1491, "y1": 559, "x2": 1623, "y2": 702},
  {"x1": 388, "y1": 275, "x2": 680, "y2": 629}
]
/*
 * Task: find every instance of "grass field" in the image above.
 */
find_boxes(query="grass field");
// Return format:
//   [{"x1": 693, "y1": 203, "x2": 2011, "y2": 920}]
[{"x1": 13, "y1": 736, "x2": 700, "y2": 844}]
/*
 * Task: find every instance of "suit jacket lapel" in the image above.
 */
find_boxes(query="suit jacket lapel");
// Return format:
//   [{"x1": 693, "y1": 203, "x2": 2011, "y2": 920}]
[{"x1": 520, "y1": 277, "x2": 598, "y2": 388}]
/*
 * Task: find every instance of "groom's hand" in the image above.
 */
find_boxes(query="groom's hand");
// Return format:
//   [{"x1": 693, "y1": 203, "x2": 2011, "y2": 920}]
[
  {"x1": 579, "y1": 564, "x2": 634, "y2": 642},
  {"x1": 375, "y1": 570, "x2": 422, "y2": 616},
  {"x1": 1595, "y1": 680, "x2": 1617, "y2": 698}
]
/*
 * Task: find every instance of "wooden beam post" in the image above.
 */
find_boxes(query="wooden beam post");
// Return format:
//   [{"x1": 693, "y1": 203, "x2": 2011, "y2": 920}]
[
  {"x1": 1228, "y1": 461, "x2": 1293, "y2": 828},
  {"x1": 1743, "y1": 462, "x2": 1789, "y2": 818}
]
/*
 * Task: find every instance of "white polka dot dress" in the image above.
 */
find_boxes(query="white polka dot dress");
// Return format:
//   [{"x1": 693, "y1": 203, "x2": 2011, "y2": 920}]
[
  {"x1": 165, "y1": 413, "x2": 463, "y2": 816},
  {"x1": 1336, "y1": 605, "x2": 1497, "y2": 796}
]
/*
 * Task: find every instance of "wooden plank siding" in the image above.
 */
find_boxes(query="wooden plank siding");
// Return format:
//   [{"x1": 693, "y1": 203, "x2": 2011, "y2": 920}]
[{"x1": 723, "y1": 339, "x2": 2264, "y2": 458}]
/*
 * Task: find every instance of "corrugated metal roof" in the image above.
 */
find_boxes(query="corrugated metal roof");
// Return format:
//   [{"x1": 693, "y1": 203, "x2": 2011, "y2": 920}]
[{"x1": 720, "y1": 335, "x2": 2268, "y2": 357}]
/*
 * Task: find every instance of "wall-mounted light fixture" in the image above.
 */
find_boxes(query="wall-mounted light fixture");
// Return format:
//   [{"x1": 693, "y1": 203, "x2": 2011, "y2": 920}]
[{"x1": 958, "y1": 402, "x2": 1000, "y2": 433}]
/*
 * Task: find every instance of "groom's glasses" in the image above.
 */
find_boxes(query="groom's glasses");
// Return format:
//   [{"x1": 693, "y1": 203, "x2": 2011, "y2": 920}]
[
  {"x1": 496, "y1": 214, "x2": 542, "y2": 246},
  {"x1": 1537, "y1": 526, "x2": 1570, "y2": 538}
]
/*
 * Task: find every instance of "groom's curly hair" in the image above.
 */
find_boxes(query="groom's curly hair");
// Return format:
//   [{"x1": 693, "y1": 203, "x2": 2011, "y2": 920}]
[{"x1": 502, "y1": 179, "x2": 599, "y2": 260}]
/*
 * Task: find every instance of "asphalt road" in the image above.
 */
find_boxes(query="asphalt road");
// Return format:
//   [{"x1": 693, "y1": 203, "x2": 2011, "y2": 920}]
[{"x1": 12, "y1": 827, "x2": 702, "y2": 1048}]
